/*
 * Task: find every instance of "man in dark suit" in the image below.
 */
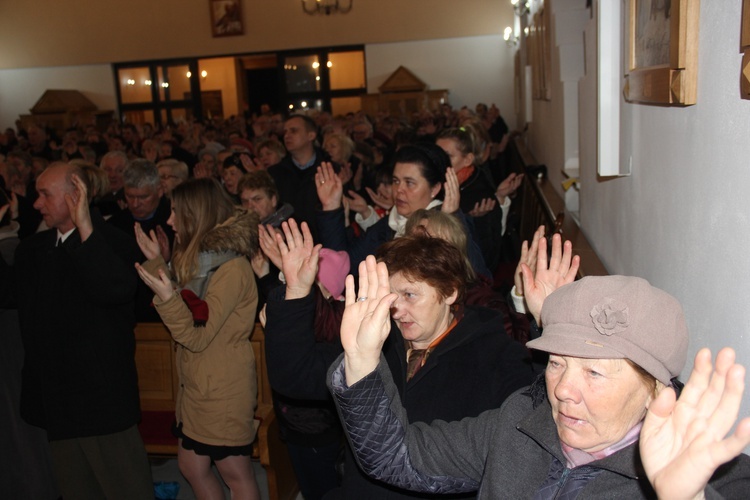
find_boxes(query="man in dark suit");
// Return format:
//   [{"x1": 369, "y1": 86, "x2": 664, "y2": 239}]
[{"x1": 2, "y1": 162, "x2": 153, "y2": 499}]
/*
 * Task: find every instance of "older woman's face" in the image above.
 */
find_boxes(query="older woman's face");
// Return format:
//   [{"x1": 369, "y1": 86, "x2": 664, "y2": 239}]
[
  {"x1": 258, "y1": 147, "x2": 281, "y2": 169},
  {"x1": 392, "y1": 162, "x2": 441, "y2": 218},
  {"x1": 324, "y1": 137, "x2": 345, "y2": 164},
  {"x1": 546, "y1": 355, "x2": 654, "y2": 453},
  {"x1": 389, "y1": 271, "x2": 457, "y2": 350}
]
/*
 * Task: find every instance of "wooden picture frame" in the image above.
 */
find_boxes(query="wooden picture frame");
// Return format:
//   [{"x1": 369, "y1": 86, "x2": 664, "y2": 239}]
[
  {"x1": 528, "y1": 7, "x2": 551, "y2": 101},
  {"x1": 623, "y1": 0, "x2": 700, "y2": 106},
  {"x1": 740, "y1": 0, "x2": 750, "y2": 99},
  {"x1": 209, "y1": 0, "x2": 244, "y2": 38}
]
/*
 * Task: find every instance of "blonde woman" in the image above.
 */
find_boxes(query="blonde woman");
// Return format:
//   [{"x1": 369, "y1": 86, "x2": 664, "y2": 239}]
[{"x1": 134, "y1": 178, "x2": 261, "y2": 499}]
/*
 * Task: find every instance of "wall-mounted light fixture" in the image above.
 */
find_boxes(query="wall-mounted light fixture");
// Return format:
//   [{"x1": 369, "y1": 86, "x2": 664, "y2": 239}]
[
  {"x1": 511, "y1": 0, "x2": 530, "y2": 16},
  {"x1": 302, "y1": 0, "x2": 352, "y2": 15},
  {"x1": 503, "y1": 26, "x2": 519, "y2": 47}
]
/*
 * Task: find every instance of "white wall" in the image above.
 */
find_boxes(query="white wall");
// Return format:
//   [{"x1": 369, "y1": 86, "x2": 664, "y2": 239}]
[
  {"x1": 366, "y1": 35, "x2": 516, "y2": 126},
  {"x1": 538, "y1": 0, "x2": 750, "y2": 416},
  {"x1": 0, "y1": 65, "x2": 116, "y2": 130}
]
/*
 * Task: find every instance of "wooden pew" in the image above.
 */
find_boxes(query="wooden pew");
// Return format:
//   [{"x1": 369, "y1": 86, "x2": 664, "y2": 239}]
[
  {"x1": 511, "y1": 137, "x2": 608, "y2": 278},
  {"x1": 134, "y1": 322, "x2": 299, "y2": 500}
]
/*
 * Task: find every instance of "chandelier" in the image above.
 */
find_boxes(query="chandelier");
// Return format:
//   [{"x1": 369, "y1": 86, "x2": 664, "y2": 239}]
[{"x1": 302, "y1": 0, "x2": 353, "y2": 15}]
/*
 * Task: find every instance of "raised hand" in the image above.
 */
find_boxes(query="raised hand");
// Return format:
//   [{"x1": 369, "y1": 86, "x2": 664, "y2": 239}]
[
  {"x1": 365, "y1": 185, "x2": 393, "y2": 211},
  {"x1": 520, "y1": 232, "x2": 580, "y2": 324},
  {"x1": 194, "y1": 162, "x2": 212, "y2": 179},
  {"x1": 341, "y1": 255, "x2": 397, "y2": 385},
  {"x1": 344, "y1": 190, "x2": 372, "y2": 218},
  {"x1": 514, "y1": 225, "x2": 545, "y2": 296},
  {"x1": 441, "y1": 167, "x2": 460, "y2": 214},
  {"x1": 239, "y1": 153, "x2": 255, "y2": 172},
  {"x1": 250, "y1": 251, "x2": 270, "y2": 278},
  {"x1": 7, "y1": 191, "x2": 19, "y2": 220},
  {"x1": 496, "y1": 173, "x2": 524, "y2": 203},
  {"x1": 641, "y1": 348, "x2": 750, "y2": 499},
  {"x1": 65, "y1": 174, "x2": 93, "y2": 242},
  {"x1": 155, "y1": 225, "x2": 171, "y2": 262},
  {"x1": 134, "y1": 222, "x2": 161, "y2": 260},
  {"x1": 338, "y1": 162, "x2": 353, "y2": 186},
  {"x1": 277, "y1": 219, "x2": 321, "y2": 300},
  {"x1": 468, "y1": 197, "x2": 497, "y2": 218},
  {"x1": 316, "y1": 161, "x2": 344, "y2": 211},
  {"x1": 134, "y1": 262, "x2": 175, "y2": 302},
  {"x1": 258, "y1": 223, "x2": 283, "y2": 270}
]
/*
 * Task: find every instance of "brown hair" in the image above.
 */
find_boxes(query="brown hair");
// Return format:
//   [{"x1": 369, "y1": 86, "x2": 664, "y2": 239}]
[
  {"x1": 170, "y1": 178, "x2": 237, "y2": 286},
  {"x1": 237, "y1": 170, "x2": 278, "y2": 201},
  {"x1": 256, "y1": 139, "x2": 287, "y2": 161},
  {"x1": 438, "y1": 127, "x2": 477, "y2": 158},
  {"x1": 376, "y1": 235, "x2": 467, "y2": 304}
]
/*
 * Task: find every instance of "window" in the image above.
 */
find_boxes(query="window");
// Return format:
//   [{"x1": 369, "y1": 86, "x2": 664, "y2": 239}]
[{"x1": 114, "y1": 45, "x2": 366, "y2": 125}]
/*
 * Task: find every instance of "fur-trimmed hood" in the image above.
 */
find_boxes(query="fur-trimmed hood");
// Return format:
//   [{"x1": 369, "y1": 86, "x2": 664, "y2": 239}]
[{"x1": 200, "y1": 208, "x2": 259, "y2": 258}]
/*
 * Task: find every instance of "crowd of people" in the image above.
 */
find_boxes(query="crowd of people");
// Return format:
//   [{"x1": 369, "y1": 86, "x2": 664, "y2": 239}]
[{"x1": 1, "y1": 103, "x2": 749, "y2": 500}]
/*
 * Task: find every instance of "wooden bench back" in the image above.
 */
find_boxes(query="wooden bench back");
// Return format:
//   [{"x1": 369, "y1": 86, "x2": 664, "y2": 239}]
[{"x1": 134, "y1": 321, "x2": 272, "y2": 411}]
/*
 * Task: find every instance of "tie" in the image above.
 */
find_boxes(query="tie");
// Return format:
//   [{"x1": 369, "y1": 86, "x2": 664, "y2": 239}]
[{"x1": 56, "y1": 237, "x2": 62, "y2": 247}]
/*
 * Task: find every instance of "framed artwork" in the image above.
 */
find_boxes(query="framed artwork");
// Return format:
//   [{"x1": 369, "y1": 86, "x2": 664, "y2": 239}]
[
  {"x1": 623, "y1": 0, "x2": 700, "y2": 106},
  {"x1": 741, "y1": 0, "x2": 750, "y2": 99},
  {"x1": 528, "y1": 7, "x2": 551, "y2": 101},
  {"x1": 209, "y1": 0, "x2": 244, "y2": 38}
]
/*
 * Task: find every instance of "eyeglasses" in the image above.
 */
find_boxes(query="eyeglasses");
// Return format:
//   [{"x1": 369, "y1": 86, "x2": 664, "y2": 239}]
[{"x1": 160, "y1": 175, "x2": 179, "y2": 181}]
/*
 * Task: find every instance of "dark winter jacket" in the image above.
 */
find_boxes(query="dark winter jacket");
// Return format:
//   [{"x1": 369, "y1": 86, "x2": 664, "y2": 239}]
[
  {"x1": 265, "y1": 286, "x2": 535, "y2": 498},
  {"x1": 13, "y1": 212, "x2": 142, "y2": 441}
]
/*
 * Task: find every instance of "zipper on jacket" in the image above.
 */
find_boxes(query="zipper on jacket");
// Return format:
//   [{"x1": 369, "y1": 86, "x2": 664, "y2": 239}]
[{"x1": 552, "y1": 467, "x2": 571, "y2": 499}]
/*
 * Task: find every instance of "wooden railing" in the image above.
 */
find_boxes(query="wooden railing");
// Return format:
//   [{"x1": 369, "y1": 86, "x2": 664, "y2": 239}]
[{"x1": 510, "y1": 137, "x2": 608, "y2": 278}]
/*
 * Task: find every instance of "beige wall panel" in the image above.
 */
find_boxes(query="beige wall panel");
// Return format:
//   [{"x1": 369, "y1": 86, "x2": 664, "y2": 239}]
[{"x1": 0, "y1": 0, "x2": 511, "y2": 69}]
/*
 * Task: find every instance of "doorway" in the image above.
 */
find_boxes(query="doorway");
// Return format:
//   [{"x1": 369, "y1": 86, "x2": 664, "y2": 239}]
[{"x1": 246, "y1": 67, "x2": 281, "y2": 115}]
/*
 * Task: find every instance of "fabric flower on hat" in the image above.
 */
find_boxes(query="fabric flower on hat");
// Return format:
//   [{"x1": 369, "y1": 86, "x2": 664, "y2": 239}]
[{"x1": 590, "y1": 298, "x2": 629, "y2": 335}]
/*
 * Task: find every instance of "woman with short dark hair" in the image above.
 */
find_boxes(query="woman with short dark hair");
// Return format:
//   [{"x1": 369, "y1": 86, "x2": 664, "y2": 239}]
[{"x1": 315, "y1": 142, "x2": 490, "y2": 278}]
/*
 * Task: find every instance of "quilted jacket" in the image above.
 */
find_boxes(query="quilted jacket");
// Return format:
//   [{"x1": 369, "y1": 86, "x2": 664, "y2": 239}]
[{"x1": 329, "y1": 357, "x2": 750, "y2": 499}]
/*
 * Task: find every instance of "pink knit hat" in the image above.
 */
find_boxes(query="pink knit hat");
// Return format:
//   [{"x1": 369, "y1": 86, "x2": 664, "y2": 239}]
[{"x1": 317, "y1": 249, "x2": 350, "y2": 300}]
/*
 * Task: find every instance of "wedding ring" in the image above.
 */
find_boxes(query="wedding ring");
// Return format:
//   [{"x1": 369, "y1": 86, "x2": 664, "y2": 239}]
[{"x1": 356, "y1": 296, "x2": 367, "y2": 302}]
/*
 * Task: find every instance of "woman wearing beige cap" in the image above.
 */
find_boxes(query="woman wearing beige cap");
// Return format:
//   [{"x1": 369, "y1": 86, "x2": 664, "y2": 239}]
[{"x1": 328, "y1": 251, "x2": 750, "y2": 498}]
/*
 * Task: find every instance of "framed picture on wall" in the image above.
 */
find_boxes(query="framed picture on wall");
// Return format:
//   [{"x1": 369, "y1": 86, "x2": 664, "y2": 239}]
[
  {"x1": 740, "y1": 0, "x2": 750, "y2": 99},
  {"x1": 209, "y1": 0, "x2": 244, "y2": 38},
  {"x1": 623, "y1": 0, "x2": 700, "y2": 106},
  {"x1": 528, "y1": 7, "x2": 551, "y2": 101}
]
